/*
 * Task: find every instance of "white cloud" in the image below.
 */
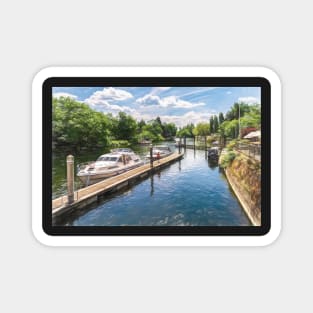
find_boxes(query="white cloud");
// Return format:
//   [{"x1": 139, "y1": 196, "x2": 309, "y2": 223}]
[
  {"x1": 136, "y1": 94, "x2": 205, "y2": 109},
  {"x1": 83, "y1": 87, "x2": 135, "y2": 115},
  {"x1": 53, "y1": 92, "x2": 78, "y2": 99},
  {"x1": 238, "y1": 97, "x2": 260, "y2": 104},
  {"x1": 136, "y1": 94, "x2": 161, "y2": 106},
  {"x1": 161, "y1": 111, "x2": 214, "y2": 127},
  {"x1": 88, "y1": 87, "x2": 133, "y2": 102},
  {"x1": 179, "y1": 87, "x2": 217, "y2": 98},
  {"x1": 85, "y1": 99, "x2": 136, "y2": 115},
  {"x1": 226, "y1": 91, "x2": 232, "y2": 95},
  {"x1": 150, "y1": 87, "x2": 171, "y2": 95},
  {"x1": 132, "y1": 111, "x2": 214, "y2": 128},
  {"x1": 162, "y1": 96, "x2": 205, "y2": 108}
]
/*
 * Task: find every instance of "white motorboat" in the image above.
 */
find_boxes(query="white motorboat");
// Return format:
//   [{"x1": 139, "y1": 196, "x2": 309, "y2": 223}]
[
  {"x1": 146, "y1": 145, "x2": 173, "y2": 160},
  {"x1": 77, "y1": 148, "x2": 144, "y2": 185}
]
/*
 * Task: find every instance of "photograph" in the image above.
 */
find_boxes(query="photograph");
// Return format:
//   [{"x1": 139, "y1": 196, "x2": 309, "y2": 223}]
[{"x1": 51, "y1": 86, "x2": 262, "y2": 227}]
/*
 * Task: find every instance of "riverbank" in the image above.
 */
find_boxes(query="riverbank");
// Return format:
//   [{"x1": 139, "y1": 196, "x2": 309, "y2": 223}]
[
  {"x1": 223, "y1": 153, "x2": 261, "y2": 226},
  {"x1": 52, "y1": 142, "x2": 175, "y2": 199},
  {"x1": 54, "y1": 148, "x2": 251, "y2": 227}
]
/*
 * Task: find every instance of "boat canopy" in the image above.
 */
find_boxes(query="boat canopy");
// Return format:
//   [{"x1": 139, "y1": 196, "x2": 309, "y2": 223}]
[
  {"x1": 97, "y1": 154, "x2": 120, "y2": 162},
  {"x1": 111, "y1": 148, "x2": 133, "y2": 153}
]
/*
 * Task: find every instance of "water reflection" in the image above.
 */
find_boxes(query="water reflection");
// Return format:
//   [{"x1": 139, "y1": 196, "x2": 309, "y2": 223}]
[
  {"x1": 208, "y1": 158, "x2": 219, "y2": 169},
  {"x1": 55, "y1": 148, "x2": 251, "y2": 227},
  {"x1": 150, "y1": 175, "x2": 154, "y2": 196}
]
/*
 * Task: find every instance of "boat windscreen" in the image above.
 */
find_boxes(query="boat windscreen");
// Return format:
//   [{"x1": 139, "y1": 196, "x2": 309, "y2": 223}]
[{"x1": 97, "y1": 156, "x2": 118, "y2": 161}]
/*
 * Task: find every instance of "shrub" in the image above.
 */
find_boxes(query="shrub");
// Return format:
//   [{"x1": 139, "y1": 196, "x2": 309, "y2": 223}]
[
  {"x1": 226, "y1": 140, "x2": 238, "y2": 150},
  {"x1": 239, "y1": 139, "x2": 250, "y2": 145},
  {"x1": 220, "y1": 151, "x2": 237, "y2": 168},
  {"x1": 111, "y1": 140, "x2": 130, "y2": 147}
]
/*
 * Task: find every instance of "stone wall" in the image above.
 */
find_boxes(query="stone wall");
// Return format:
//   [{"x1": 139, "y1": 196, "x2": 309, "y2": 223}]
[{"x1": 225, "y1": 154, "x2": 261, "y2": 226}]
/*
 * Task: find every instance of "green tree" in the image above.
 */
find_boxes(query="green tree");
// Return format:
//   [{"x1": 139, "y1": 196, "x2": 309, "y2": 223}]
[
  {"x1": 218, "y1": 112, "x2": 225, "y2": 125},
  {"x1": 177, "y1": 124, "x2": 194, "y2": 138},
  {"x1": 141, "y1": 123, "x2": 164, "y2": 142},
  {"x1": 225, "y1": 110, "x2": 235, "y2": 121},
  {"x1": 213, "y1": 115, "x2": 219, "y2": 133},
  {"x1": 193, "y1": 122, "x2": 210, "y2": 136},
  {"x1": 219, "y1": 101, "x2": 261, "y2": 143},
  {"x1": 162, "y1": 122, "x2": 177, "y2": 138},
  {"x1": 220, "y1": 119, "x2": 239, "y2": 139},
  {"x1": 114, "y1": 112, "x2": 137, "y2": 141},
  {"x1": 155, "y1": 116, "x2": 162, "y2": 127},
  {"x1": 177, "y1": 128, "x2": 192, "y2": 138},
  {"x1": 240, "y1": 104, "x2": 261, "y2": 128},
  {"x1": 209, "y1": 116, "x2": 214, "y2": 133},
  {"x1": 137, "y1": 119, "x2": 146, "y2": 132},
  {"x1": 52, "y1": 96, "x2": 111, "y2": 149}
]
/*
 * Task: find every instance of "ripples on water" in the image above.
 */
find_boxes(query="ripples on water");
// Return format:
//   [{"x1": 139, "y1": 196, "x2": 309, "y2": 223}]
[{"x1": 55, "y1": 145, "x2": 251, "y2": 226}]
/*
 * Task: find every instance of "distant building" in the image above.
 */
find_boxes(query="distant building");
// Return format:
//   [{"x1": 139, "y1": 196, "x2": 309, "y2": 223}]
[
  {"x1": 241, "y1": 127, "x2": 257, "y2": 138},
  {"x1": 244, "y1": 130, "x2": 261, "y2": 142}
]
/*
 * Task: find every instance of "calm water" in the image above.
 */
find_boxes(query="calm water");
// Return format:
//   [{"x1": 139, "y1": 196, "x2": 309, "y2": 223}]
[
  {"x1": 53, "y1": 143, "x2": 251, "y2": 226},
  {"x1": 52, "y1": 144, "x2": 152, "y2": 199}
]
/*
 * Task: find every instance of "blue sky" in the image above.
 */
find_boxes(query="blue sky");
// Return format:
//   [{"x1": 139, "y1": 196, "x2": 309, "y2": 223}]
[{"x1": 52, "y1": 86, "x2": 260, "y2": 127}]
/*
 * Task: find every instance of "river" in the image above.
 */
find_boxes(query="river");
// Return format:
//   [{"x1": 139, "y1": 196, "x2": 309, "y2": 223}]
[{"x1": 52, "y1": 142, "x2": 251, "y2": 226}]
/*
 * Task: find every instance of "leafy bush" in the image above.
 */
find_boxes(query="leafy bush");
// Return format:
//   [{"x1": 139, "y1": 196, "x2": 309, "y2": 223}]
[
  {"x1": 220, "y1": 151, "x2": 237, "y2": 168},
  {"x1": 226, "y1": 140, "x2": 238, "y2": 150},
  {"x1": 239, "y1": 139, "x2": 250, "y2": 145},
  {"x1": 111, "y1": 140, "x2": 130, "y2": 147}
]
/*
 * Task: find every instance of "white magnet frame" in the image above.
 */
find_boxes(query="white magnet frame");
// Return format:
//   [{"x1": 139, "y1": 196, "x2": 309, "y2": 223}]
[{"x1": 32, "y1": 67, "x2": 281, "y2": 246}]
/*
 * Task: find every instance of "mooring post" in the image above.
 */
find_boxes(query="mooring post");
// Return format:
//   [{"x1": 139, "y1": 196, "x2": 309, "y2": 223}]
[
  {"x1": 150, "y1": 145, "x2": 153, "y2": 168},
  {"x1": 67, "y1": 155, "x2": 74, "y2": 203},
  {"x1": 184, "y1": 136, "x2": 186, "y2": 149},
  {"x1": 204, "y1": 136, "x2": 207, "y2": 159},
  {"x1": 179, "y1": 137, "x2": 181, "y2": 153},
  {"x1": 193, "y1": 136, "x2": 196, "y2": 150}
]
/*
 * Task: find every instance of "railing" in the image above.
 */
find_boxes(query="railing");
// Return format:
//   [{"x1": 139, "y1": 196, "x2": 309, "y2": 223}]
[{"x1": 234, "y1": 142, "x2": 261, "y2": 161}]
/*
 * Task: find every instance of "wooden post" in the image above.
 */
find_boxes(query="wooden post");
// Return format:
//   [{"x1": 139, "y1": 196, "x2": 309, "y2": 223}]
[
  {"x1": 204, "y1": 136, "x2": 207, "y2": 159},
  {"x1": 67, "y1": 155, "x2": 74, "y2": 203},
  {"x1": 150, "y1": 146, "x2": 153, "y2": 168},
  {"x1": 184, "y1": 136, "x2": 186, "y2": 149},
  {"x1": 179, "y1": 137, "x2": 181, "y2": 153},
  {"x1": 193, "y1": 136, "x2": 196, "y2": 150}
]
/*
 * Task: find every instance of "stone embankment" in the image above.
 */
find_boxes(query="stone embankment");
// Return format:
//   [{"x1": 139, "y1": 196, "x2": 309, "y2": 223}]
[{"x1": 222, "y1": 151, "x2": 261, "y2": 226}]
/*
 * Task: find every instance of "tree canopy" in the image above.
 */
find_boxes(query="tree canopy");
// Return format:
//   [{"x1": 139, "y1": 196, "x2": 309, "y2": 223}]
[
  {"x1": 52, "y1": 96, "x2": 260, "y2": 149},
  {"x1": 219, "y1": 102, "x2": 260, "y2": 140},
  {"x1": 52, "y1": 97, "x2": 178, "y2": 149},
  {"x1": 52, "y1": 97, "x2": 111, "y2": 148},
  {"x1": 192, "y1": 122, "x2": 210, "y2": 136},
  {"x1": 177, "y1": 124, "x2": 195, "y2": 138}
]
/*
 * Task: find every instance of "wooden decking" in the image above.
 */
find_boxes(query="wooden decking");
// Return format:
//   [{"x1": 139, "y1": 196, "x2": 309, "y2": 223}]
[{"x1": 52, "y1": 152, "x2": 184, "y2": 217}]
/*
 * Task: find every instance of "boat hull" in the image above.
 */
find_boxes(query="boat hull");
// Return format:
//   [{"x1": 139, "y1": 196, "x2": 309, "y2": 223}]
[{"x1": 77, "y1": 161, "x2": 144, "y2": 185}]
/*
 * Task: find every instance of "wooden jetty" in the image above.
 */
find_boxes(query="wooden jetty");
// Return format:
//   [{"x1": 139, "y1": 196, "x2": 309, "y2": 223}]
[{"x1": 52, "y1": 152, "x2": 184, "y2": 217}]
